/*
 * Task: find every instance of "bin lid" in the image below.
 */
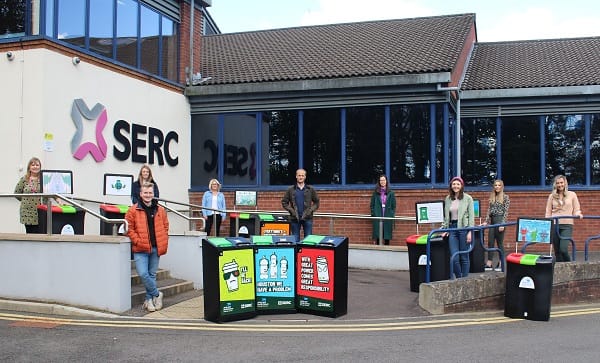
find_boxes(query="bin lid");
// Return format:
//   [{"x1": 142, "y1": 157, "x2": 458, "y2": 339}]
[
  {"x1": 100, "y1": 204, "x2": 129, "y2": 214},
  {"x1": 37, "y1": 204, "x2": 77, "y2": 213},
  {"x1": 272, "y1": 235, "x2": 297, "y2": 244},
  {"x1": 507, "y1": 253, "x2": 553, "y2": 266},
  {"x1": 405, "y1": 234, "x2": 421, "y2": 244},
  {"x1": 251, "y1": 235, "x2": 274, "y2": 245},
  {"x1": 301, "y1": 235, "x2": 347, "y2": 246},
  {"x1": 205, "y1": 237, "x2": 233, "y2": 247},
  {"x1": 258, "y1": 214, "x2": 275, "y2": 221}
]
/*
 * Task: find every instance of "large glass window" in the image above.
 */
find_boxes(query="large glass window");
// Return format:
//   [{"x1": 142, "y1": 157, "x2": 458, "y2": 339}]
[
  {"x1": 223, "y1": 114, "x2": 258, "y2": 186},
  {"x1": 1, "y1": 0, "x2": 26, "y2": 37},
  {"x1": 57, "y1": 0, "x2": 85, "y2": 48},
  {"x1": 390, "y1": 104, "x2": 431, "y2": 183},
  {"x1": 545, "y1": 114, "x2": 585, "y2": 185},
  {"x1": 140, "y1": 4, "x2": 159, "y2": 74},
  {"x1": 304, "y1": 108, "x2": 341, "y2": 184},
  {"x1": 116, "y1": 0, "x2": 138, "y2": 68},
  {"x1": 264, "y1": 110, "x2": 298, "y2": 185},
  {"x1": 161, "y1": 16, "x2": 178, "y2": 81},
  {"x1": 346, "y1": 106, "x2": 384, "y2": 184},
  {"x1": 501, "y1": 116, "x2": 541, "y2": 186},
  {"x1": 592, "y1": 114, "x2": 600, "y2": 185},
  {"x1": 89, "y1": 0, "x2": 114, "y2": 58},
  {"x1": 191, "y1": 114, "x2": 219, "y2": 188},
  {"x1": 462, "y1": 117, "x2": 496, "y2": 186}
]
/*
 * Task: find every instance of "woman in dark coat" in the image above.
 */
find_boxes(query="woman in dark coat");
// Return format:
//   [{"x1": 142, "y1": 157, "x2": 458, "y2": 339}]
[{"x1": 370, "y1": 175, "x2": 396, "y2": 245}]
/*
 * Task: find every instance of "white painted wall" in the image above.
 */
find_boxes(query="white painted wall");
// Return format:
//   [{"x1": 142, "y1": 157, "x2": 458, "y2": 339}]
[{"x1": 0, "y1": 48, "x2": 191, "y2": 234}]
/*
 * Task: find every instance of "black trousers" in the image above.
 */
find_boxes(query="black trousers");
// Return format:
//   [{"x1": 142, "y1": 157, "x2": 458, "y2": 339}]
[{"x1": 205, "y1": 214, "x2": 223, "y2": 237}]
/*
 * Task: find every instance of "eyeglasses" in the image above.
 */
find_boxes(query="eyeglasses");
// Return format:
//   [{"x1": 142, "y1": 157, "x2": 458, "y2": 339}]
[{"x1": 223, "y1": 270, "x2": 240, "y2": 280}]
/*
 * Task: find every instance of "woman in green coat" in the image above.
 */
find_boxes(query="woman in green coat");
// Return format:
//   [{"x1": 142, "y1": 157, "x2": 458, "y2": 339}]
[{"x1": 370, "y1": 175, "x2": 396, "y2": 245}]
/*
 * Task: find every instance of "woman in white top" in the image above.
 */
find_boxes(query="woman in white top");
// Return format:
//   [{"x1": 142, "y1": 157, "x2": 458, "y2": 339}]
[{"x1": 202, "y1": 179, "x2": 227, "y2": 236}]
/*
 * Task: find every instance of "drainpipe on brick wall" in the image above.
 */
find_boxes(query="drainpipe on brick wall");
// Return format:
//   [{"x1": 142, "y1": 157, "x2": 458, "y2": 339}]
[{"x1": 188, "y1": 0, "x2": 195, "y2": 86}]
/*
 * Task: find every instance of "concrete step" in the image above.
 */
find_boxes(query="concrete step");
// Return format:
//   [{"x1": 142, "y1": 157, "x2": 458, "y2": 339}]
[
  {"x1": 131, "y1": 277, "x2": 195, "y2": 307},
  {"x1": 130, "y1": 268, "x2": 170, "y2": 285}
]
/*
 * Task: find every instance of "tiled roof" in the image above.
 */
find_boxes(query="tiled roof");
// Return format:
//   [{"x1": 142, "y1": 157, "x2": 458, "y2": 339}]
[
  {"x1": 462, "y1": 37, "x2": 600, "y2": 90},
  {"x1": 200, "y1": 14, "x2": 475, "y2": 85}
]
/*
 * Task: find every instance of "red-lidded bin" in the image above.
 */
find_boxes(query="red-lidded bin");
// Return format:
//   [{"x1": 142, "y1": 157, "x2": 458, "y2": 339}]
[
  {"x1": 406, "y1": 234, "x2": 450, "y2": 292},
  {"x1": 99, "y1": 204, "x2": 129, "y2": 235},
  {"x1": 37, "y1": 204, "x2": 85, "y2": 235},
  {"x1": 504, "y1": 253, "x2": 554, "y2": 321}
]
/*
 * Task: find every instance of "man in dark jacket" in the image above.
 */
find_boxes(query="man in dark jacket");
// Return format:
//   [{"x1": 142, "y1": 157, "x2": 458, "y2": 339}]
[{"x1": 281, "y1": 168, "x2": 320, "y2": 241}]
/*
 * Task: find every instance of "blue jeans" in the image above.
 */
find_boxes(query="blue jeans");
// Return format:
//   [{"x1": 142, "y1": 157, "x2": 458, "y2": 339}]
[
  {"x1": 448, "y1": 222, "x2": 470, "y2": 278},
  {"x1": 134, "y1": 247, "x2": 160, "y2": 301},
  {"x1": 291, "y1": 219, "x2": 313, "y2": 241}
]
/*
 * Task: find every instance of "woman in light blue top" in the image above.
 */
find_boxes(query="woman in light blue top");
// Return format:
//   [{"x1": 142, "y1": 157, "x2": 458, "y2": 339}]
[
  {"x1": 442, "y1": 176, "x2": 475, "y2": 278},
  {"x1": 202, "y1": 179, "x2": 227, "y2": 236}
]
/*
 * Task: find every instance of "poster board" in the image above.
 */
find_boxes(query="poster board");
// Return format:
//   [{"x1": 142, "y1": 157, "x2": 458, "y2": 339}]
[
  {"x1": 516, "y1": 217, "x2": 552, "y2": 243},
  {"x1": 415, "y1": 200, "x2": 444, "y2": 224},
  {"x1": 235, "y1": 191, "x2": 257, "y2": 207},
  {"x1": 103, "y1": 173, "x2": 133, "y2": 196},
  {"x1": 473, "y1": 199, "x2": 480, "y2": 218},
  {"x1": 40, "y1": 169, "x2": 73, "y2": 194}
]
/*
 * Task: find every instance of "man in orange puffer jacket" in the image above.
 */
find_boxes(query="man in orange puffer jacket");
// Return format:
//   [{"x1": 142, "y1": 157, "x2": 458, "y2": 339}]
[{"x1": 126, "y1": 182, "x2": 169, "y2": 312}]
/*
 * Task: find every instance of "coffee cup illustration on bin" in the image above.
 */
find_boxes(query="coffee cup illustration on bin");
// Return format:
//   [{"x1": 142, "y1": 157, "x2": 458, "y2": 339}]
[
  {"x1": 222, "y1": 260, "x2": 240, "y2": 292},
  {"x1": 316, "y1": 256, "x2": 330, "y2": 284}
]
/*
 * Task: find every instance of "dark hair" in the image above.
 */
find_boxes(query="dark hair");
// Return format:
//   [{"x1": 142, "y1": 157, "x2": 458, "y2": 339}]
[
  {"x1": 448, "y1": 179, "x2": 464, "y2": 200},
  {"x1": 375, "y1": 174, "x2": 388, "y2": 193}
]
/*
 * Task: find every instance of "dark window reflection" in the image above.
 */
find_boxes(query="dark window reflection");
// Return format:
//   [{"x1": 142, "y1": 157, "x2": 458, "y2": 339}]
[
  {"x1": 390, "y1": 104, "x2": 431, "y2": 183},
  {"x1": 346, "y1": 106, "x2": 384, "y2": 184},
  {"x1": 304, "y1": 109, "x2": 341, "y2": 184},
  {"x1": 191, "y1": 114, "x2": 219, "y2": 187},
  {"x1": 89, "y1": 0, "x2": 114, "y2": 58},
  {"x1": 435, "y1": 105, "x2": 446, "y2": 184},
  {"x1": 592, "y1": 114, "x2": 600, "y2": 184},
  {"x1": 116, "y1": 0, "x2": 138, "y2": 68},
  {"x1": 161, "y1": 17, "x2": 178, "y2": 82},
  {"x1": 58, "y1": 0, "x2": 85, "y2": 48},
  {"x1": 545, "y1": 115, "x2": 585, "y2": 185},
  {"x1": 462, "y1": 118, "x2": 496, "y2": 186},
  {"x1": 1, "y1": 0, "x2": 26, "y2": 37},
  {"x1": 264, "y1": 111, "x2": 298, "y2": 185},
  {"x1": 223, "y1": 114, "x2": 258, "y2": 186},
  {"x1": 501, "y1": 116, "x2": 540, "y2": 185},
  {"x1": 140, "y1": 5, "x2": 159, "y2": 74}
]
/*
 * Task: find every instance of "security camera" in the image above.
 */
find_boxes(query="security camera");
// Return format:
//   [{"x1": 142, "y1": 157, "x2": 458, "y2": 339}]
[
  {"x1": 72, "y1": 56, "x2": 80, "y2": 65},
  {"x1": 6, "y1": 51, "x2": 15, "y2": 61}
]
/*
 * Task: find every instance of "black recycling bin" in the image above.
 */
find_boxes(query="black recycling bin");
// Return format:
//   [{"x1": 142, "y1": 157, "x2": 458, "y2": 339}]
[
  {"x1": 37, "y1": 204, "x2": 85, "y2": 235},
  {"x1": 504, "y1": 253, "x2": 554, "y2": 321},
  {"x1": 229, "y1": 212, "x2": 256, "y2": 237},
  {"x1": 251, "y1": 235, "x2": 297, "y2": 314},
  {"x1": 258, "y1": 214, "x2": 291, "y2": 236},
  {"x1": 99, "y1": 204, "x2": 128, "y2": 235},
  {"x1": 202, "y1": 237, "x2": 257, "y2": 323},
  {"x1": 406, "y1": 234, "x2": 450, "y2": 292},
  {"x1": 470, "y1": 230, "x2": 485, "y2": 273},
  {"x1": 296, "y1": 235, "x2": 348, "y2": 318}
]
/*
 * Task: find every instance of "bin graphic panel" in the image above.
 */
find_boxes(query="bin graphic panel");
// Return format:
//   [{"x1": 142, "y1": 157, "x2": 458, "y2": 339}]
[
  {"x1": 255, "y1": 247, "x2": 296, "y2": 312},
  {"x1": 296, "y1": 235, "x2": 348, "y2": 318},
  {"x1": 202, "y1": 237, "x2": 257, "y2": 322},
  {"x1": 219, "y1": 249, "x2": 256, "y2": 316},
  {"x1": 504, "y1": 253, "x2": 554, "y2": 321}
]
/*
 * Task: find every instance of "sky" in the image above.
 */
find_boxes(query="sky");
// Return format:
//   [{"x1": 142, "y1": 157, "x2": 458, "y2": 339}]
[{"x1": 207, "y1": 0, "x2": 600, "y2": 42}]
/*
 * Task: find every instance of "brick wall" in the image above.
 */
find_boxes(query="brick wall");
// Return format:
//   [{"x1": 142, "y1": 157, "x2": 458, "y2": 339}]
[
  {"x1": 179, "y1": 2, "x2": 203, "y2": 84},
  {"x1": 189, "y1": 189, "x2": 600, "y2": 253}
]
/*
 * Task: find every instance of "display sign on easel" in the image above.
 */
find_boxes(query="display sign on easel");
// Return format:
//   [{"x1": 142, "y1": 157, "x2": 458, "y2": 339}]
[{"x1": 415, "y1": 200, "x2": 444, "y2": 224}]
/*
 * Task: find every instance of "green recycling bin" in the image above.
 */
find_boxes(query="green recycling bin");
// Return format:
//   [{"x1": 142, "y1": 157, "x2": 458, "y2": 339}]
[
  {"x1": 99, "y1": 204, "x2": 128, "y2": 235},
  {"x1": 202, "y1": 237, "x2": 257, "y2": 323},
  {"x1": 406, "y1": 234, "x2": 450, "y2": 292},
  {"x1": 37, "y1": 204, "x2": 85, "y2": 235},
  {"x1": 504, "y1": 253, "x2": 554, "y2": 321},
  {"x1": 252, "y1": 235, "x2": 297, "y2": 314},
  {"x1": 296, "y1": 235, "x2": 349, "y2": 318}
]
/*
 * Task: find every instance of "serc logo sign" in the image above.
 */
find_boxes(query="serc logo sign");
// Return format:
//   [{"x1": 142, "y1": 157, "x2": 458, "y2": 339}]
[{"x1": 70, "y1": 99, "x2": 108, "y2": 162}]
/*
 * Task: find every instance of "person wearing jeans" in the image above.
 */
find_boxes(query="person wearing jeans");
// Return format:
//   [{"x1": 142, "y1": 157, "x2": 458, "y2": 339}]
[
  {"x1": 126, "y1": 182, "x2": 170, "y2": 312},
  {"x1": 442, "y1": 176, "x2": 475, "y2": 279},
  {"x1": 281, "y1": 168, "x2": 320, "y2": 241}
]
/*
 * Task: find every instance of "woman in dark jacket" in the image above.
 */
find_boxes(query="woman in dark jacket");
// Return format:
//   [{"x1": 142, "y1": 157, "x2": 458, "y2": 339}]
[{"x1": 370, "y1": 175, "x2": 396, "y2": 245}]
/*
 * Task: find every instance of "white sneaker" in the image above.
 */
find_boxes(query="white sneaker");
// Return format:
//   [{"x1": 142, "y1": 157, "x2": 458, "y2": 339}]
[
  {"x1": 494, "y1": 264, "x2": 502, "y2": 272},
  {"x1": 143, "y1": 298, "x2": 156, "y2": 312},
  {"x1": 153, "y1": 291, "x2": 164, "y2": 310}
]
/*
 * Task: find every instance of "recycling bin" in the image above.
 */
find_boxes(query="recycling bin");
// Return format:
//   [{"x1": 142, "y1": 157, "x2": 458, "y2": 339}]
[
  {"x1": 229, "y1": 212, "x2": 256, "y2": 237},
  {"x1": 504, "y1": 253, "x2": 554, "y2": 321},
  {"x1": 37, "y1": 204, "x2": 85, "y2": 235},
  {"x1": 295, "y1": 235, "x2": 348, "y2": 318},
  {"x1": 258, "y1": 214, "x2": 291, "y2": 236},
  {"x1": 99, "y1": 204, "x2": 128, "y2": 235},
  {"x1": 406, "y1": 234, "x2": 450, "y2": 292},
  {"x1": 202, "y1": 237, "x2": 257, "y2": 323},
  {"x1": 470, "y1": 230, "x2": 485, "y2": 273},
  {"x1": 252, "y1": 235, "x2": 297, "y2": 314}
]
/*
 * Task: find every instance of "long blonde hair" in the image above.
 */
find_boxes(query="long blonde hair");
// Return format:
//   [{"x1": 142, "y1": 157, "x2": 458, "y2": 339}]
[
  {"x1": 489, "y1": 179, "x2": 506, "y2": 204},
  {"x1": 551, "y1": 175, "x2": 568, "y2": 200},
  {"x1": 25, "y1": 157, "x2": 41, "y2": 180}
]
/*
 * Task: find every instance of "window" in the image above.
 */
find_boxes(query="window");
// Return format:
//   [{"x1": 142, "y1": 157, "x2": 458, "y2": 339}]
[
  {"x1": 191, "y1": 114, "x2": 219, "y2": 187},
  {"x1": 161, "y1": 17, "x2": 178, "y2": 80},
  {"x1": 116, "y1": 0, "x2": 138, "y2": 68},
  {"x1": 462, "y1": 117, "x2": 496, "y2": 185},
  {"x1": 0, "y1": 0, "x2": 27, "y2": 38},
  {"x1": 223, "y1": 114, "x2": 257, "y2": 186},
  {"x1": 304, "y1": 109, "x2": 341, "y2": 184},
  {"x1": 592, "y1": 114, "x2": 600, "y2": 184},
  {"x1": 89, "y1": 0, "x2": 114, "y2": 58},
  {"x1": 545, "y1": 114, "x2": 585, "y2": 185},
  {"x1": 58, "y1": 0, "x2": 85, "y2": 48},
  {"x1": 501, "y1": 116, "x2": 541, "y2": 186},
  {"x1": 140, "y1": 4, "x2": 159, "y2": 74},
  {"x1": 264, "y1": 110, "x2": 298, "y2": 185},
  {"x1": 346, "y1": 106, "x2": 384, "y2": 184}
]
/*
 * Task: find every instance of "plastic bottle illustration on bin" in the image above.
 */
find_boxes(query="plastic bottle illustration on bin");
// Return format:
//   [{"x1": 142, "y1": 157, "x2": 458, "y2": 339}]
[
  {"x1": 252, "y1": 235, "x2": 297, "y2": 314},
  {"x1": 295, "y1": 235, "x2": 348, "y2": 318}
]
